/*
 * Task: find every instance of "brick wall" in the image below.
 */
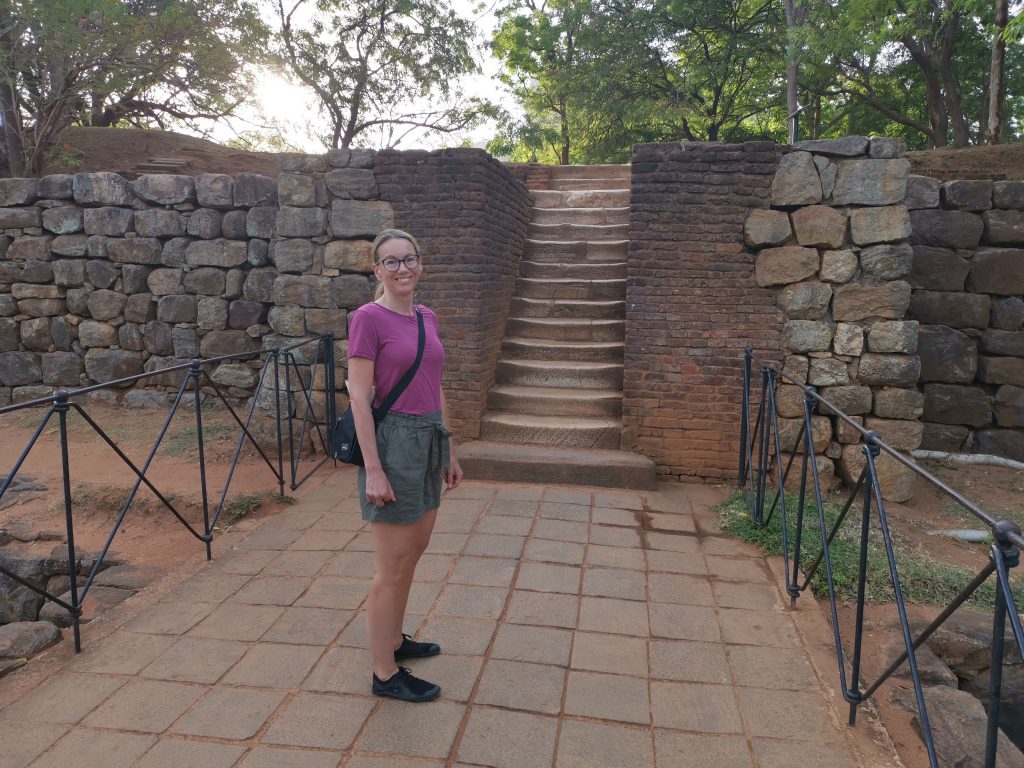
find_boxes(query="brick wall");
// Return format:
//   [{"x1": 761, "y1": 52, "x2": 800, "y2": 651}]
[
  {"x1": 375, "y1": 148, "x2": 531, "y2": 439},
  {"x1": 624, "y1": 141, "x2": 784, "y2": 480}
]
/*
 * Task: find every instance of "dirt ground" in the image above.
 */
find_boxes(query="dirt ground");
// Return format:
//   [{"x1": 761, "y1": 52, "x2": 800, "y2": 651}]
[{"x1": 905, "y1": 143, "x2": 1024, "y2": 181}]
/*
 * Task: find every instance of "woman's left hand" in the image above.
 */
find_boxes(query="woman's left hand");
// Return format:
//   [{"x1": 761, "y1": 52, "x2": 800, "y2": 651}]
[{"x1": 445, "y1": 457, "x2": 463, "y2": 491}]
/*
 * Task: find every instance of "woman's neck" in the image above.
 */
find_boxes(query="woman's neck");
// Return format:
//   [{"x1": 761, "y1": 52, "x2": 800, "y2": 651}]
[{"x1": 377, "y1": 295, "x2": 415, "y2": 316}]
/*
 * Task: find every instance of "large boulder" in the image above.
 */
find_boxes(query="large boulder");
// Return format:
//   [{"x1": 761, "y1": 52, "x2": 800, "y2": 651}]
[
  {"x1": 941, "y1": 179, "x2": 993, "y2": 211},
  {"x1": 278, "y1": 173, "x2": 317, "y2": 207},
  {"x1": 867, "y1": 320, "x2": 918, "y2": 354},
  {"x1": 134, "y1": 209, "x2": 185, "y2": 238},
  {"x1": 911, "y1": 686, "x2": 1024, "y2": 768},
  {"x1": 324, "y1": 168, "x2": 378, "y2": 199},
  {"x1": 199, "y1": 330, "x2": 260, "y2": 358},
  {"x1": 979, "y1": 356, "x2": 1024, "y2": 387},
  {"x1": 0, "y1": 621, "x2": 61, "y2": 658},
  {"x1": 839, "y1": 445, "x2": 915, "y2": 501},
  {"x1": 246, "y1": 206, "x2": 278, "y2": 239},
  {"x1": 794, "y1": 136, "x2": 868, "y2": 156},
  {"x1": 874, "y1": 387, "x2": 924, "y2": 420},
  {"x1": 918, "y1": 325, "x2": 977, "y2": 383},
  {"x1": 776, "y1": 280, "x2": 832, "y2": 320},
  {"x1": 970, "y1": 248, "x2": 1024, "y2": 295},
  {"x1": 272, "y1": 275, "x2": 333, "y2": 308},
  {"x1": 330, "y1": 200, "x2": 395, "y2": 238},
  {"x1": 863, "y1": 416, "x2": 923, "y2": 451},
  {"x1": 984, "y1": 210, "x2": 1024, "y2": 245},
  {"x1": 817, "y1": 385, "x2": 872, "y2": 415},
  {"x1": 994, "y1": 385, "x2": 1024, "y2": 428},
  {"x1": 791, "y1": 205, "x2": 846, "y2": 248},
  {"x1": 981, "y1": 329, "x2": 1024, "y2": 357},
  {"x1": 857, "y1": 353, "x2": 921, "y2": 387},
  {"x1": 860, "y1": 243, "x2": 913, "y2": 280},
  {"x1": 833, "y1": 281, "x2": 911, "y2": 322},
  {"x1": 195, "y1": 173, "x2": 234, "y2": 209},
  {"x1": 849, "y1": 205, "x2": 911, "y2": 245},
  {"x1": 782, "y1": 320, "x2": 832, "y2": 353},
  {"x1": 994, "y1": 181, "x2": 1024, "y2": 209},
  {"x1": 133, "y1": 174, "x2": 194, "y2": 205},
  {"x1": 84, "y1": 349, "x2": 143, "y2": 385},
  {"x1": 909, "y1": 210, "x2": 984, "y2": 248},
  {"x1": 0, "y1": 178, "x2": 38, "y2": 206},
  {"x1": 186, "y1": 208, "x2": 223, "y2": 239},
  {"x1": 911, "y1": 291, "x2": 991, "y2": 330},
  {"x1": 992, "y1": 298, "x2": 1024, "y2": 331},
  {"x1": 975, "y1": 428, "x2": 1024, "y2": 462},
  {"x1": 271, "y1": 239, "x2": 315, "y2": 273},
  {"x1": 83, "y1": 207, "x2": 133, "y2": 236},
  {"x1": 744, "y1": 209, "x2": 792, "y2": 246},
  {"x1": 0, "y1": 352, "x2": 42, "y2": 386},
  {"x1": 41, "y1": 206, "x2": 83, "y2": 235},
  {"x1": 808, "y1": 356, "x2": 849, "y2": 386},
  {"x1": 324, "y1": 239, "x2": 373, "y2": 272},
  {"x1": 754, "y1": 246, "x2": 819, "y2": 287},
  {"x1": 233, "y1": 173, "x2": 277, "y2": 207},
  {"x1": 909, "y1": 246, "x2": 971, "y2": 291},
  {"x1": 0, "y1": 554, "x2": 46, "y2": 622},
  {"x1": 923, "y1": 384, "x2": 992, "y2": 427},
  {"x1": 830, "y1": 158, "x2": 910, "y2": 206},
  {"x1": 905, "y1": 175, "x2": 941, "y2": 209},
  {"x1": 72, "y1": 172, "x2": 134, "y2": 206}
]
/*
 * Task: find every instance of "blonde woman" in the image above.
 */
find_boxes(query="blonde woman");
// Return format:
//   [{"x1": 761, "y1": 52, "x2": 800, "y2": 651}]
[{"x1": 347, "y1": 228, "x2": 463, "y2": 702}]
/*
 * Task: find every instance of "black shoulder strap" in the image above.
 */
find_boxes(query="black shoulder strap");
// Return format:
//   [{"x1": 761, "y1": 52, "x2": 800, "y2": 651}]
[{"x1": 373, "y1": 308, "x2": 426, "y2": 419}]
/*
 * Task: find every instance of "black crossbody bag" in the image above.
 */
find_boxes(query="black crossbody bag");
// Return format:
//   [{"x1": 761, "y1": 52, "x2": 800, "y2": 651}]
[{"x1": 332, "y1": 309, "x2": 425, "y2": 466}]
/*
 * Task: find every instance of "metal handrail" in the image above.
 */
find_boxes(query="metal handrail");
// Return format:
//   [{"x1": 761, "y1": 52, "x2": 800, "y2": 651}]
[{"x1": 739, "y1": 347, "x2": 1023, "y2": 768}]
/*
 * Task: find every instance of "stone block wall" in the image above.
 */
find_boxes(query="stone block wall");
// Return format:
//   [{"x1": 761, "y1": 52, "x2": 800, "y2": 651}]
[
  {"x1": 624, "y1": 141, "x2": 785, "y2": 480},
  {"x1": 908, "y1": 177, "x2": 1024, "y2": 461}
]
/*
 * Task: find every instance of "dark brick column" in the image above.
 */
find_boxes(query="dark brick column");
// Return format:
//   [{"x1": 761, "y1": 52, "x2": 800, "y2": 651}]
[
  {"x1": 624, "y1": 141, "x2": 785, "y2": 480},
  {"x1": 374, "y1": 148, "x2": 531, "y2": 439}
]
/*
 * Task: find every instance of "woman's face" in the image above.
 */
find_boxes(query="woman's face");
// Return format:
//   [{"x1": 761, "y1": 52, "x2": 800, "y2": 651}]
[{"x1": 374, "y1": 237, "x2": 421, "y2": 300}]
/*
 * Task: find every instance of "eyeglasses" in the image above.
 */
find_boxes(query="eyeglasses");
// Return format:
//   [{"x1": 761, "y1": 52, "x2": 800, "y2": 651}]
[{"x1": 376, "y1": 254, "x2": 420, "y2": 272}]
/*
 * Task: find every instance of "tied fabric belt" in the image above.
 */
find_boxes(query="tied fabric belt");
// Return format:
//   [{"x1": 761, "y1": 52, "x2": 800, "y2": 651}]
[{"x1": 379, "y1": 410, "x2": 451, "y2": 473}]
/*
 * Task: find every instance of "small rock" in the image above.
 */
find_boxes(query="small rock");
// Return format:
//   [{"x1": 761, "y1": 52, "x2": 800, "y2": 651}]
[
  {"x1": 0, "y1": 620, "x2": 61, "y2": 658},
  {"x1": 39, "y1": 585, "x2": 134, "y2": 626},
  {"x1": 880, "y1": 633, "x2": 958, "y2": 687},
  {"x1": 912, "y1": 686, "x2": 1024, "y2": 768}
]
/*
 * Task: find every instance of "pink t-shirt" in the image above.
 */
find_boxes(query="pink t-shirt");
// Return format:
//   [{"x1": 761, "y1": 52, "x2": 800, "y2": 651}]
[{"x1": 347, "y1": 302, "x2": 445, "y2": 415}]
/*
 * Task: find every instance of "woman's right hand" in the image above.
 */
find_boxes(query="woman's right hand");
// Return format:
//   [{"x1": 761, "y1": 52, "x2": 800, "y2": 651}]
[{"x1": 364, "y1": 466, "x2": 396, "y2": 507}]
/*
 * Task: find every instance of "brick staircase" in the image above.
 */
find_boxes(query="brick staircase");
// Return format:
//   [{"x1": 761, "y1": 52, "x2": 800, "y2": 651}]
[{"x1": 459, "y1": 165, "x2": 657, "y2": 489}]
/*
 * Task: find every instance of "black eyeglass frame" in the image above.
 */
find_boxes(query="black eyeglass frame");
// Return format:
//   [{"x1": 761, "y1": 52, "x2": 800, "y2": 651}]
[{"x1": 375, "y1": 254, "x2": 421, "y2": 272}]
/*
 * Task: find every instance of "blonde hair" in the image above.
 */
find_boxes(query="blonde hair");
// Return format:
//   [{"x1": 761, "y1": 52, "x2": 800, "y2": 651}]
[{"x1": 371, "y1": 228, "x2": 420, "y2": 300}]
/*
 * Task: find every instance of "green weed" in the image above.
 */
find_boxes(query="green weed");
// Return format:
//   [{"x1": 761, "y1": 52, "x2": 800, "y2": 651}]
[
  {"x1": 222, "y1": 493, "x2": 262, "y2": 523},
  {"x1": 159, "y1": 423, "x2": 234, "y2": 457}
]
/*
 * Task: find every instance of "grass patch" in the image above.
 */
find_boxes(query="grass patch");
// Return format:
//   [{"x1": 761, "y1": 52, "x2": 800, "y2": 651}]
[
  {"x1": 716, "y1": 491, "x2": 1022, "y2": 611},
  {"x1": 159, "y1": 423, "x2": 234, "y2": 457},
  {"x1": 222, "y1": 493, "x2": 263, "y2": 523}
]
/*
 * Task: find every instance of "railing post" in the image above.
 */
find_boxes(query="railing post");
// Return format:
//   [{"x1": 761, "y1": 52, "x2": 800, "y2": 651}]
[
  {"x1": 985, "y1": 521, "x2": 1020, "y2": 768},
  {"x1": 273, "y1": 350, "x2": 285, "y2": 497},
  {"x1": 324, "y1": 333, "x2": 336, "y2": 458},
  {"x1": 740, "y1": 347, "x2": 752, "y2": 483},
  {"x1": 847, "y1": 440, "x2": 878, "y2": 724},
  {"x1": 190, "y1": 360, "x2": 212, "y2": 560},
  {"x1": 53, "y1": 390, "x2": 83, "y2": 651}
]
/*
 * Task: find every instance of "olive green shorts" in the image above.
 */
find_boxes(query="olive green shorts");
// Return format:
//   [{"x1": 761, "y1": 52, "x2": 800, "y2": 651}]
[{"x1": 358, "y1": 410, "x2": 452, "y2": 525}]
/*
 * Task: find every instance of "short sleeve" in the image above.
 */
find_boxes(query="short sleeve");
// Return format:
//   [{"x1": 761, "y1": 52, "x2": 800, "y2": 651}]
[{"x1": 347, "y1": 306, "x2": 379, "y2": 360}]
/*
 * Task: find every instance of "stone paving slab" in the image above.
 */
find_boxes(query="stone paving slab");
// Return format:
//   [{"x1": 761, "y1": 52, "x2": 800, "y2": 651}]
[{"x1": 0, "y1": 470, "x2": 897, "y2": 767}]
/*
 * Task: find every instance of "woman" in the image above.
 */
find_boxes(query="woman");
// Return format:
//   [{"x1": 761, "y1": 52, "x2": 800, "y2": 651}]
[{"x1": 347, "y1": 228, "x2": 463, "y2": 703}]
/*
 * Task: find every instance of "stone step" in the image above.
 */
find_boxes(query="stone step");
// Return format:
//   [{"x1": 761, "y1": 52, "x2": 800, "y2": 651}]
[
  {"x1": 531, "y1": 207, "x2": 630, "y2": 226},
  {"x1": 501, "y1": 337, "x2": 624, "y2": 363},
  {"x1": 505, "y1": 317, "x2": 625, "y2": 341},
  {"x1": 520, "y1": 261, "x2": 627, "y2": 280},
  {"x1": 528, "y1": 222, "x2": 628, "y2": 241},
  {"x1": 524, "y1": 239, "x2": 628, "y2": 263},
  {"x1": 548, "y1": 177, "x2": 632, "y2": 191},
  {"x1": 481, "y1": 412, "x2": 622, "y2": 450},
  {"x1": 548, "y1": 164, "x2": 631, "y2": 181},
  {"x1": 531, "y1": 190, "x2": 631, "y2": 209},
  {"x1": 515, "y1": 277, "x2": 626, "y2": 301},
  {"x1": 458, "y1": 441, "x2": 657, "y2": 489},
  {"x1": 488, "y1": 384, "x2": 622, "y2": 417},
  {"x1": 495, "y1": 359, "x2": 623, "y2": 389},
  {"x1": 510, "y1": 297, "x2": 625, "y2": 319}
]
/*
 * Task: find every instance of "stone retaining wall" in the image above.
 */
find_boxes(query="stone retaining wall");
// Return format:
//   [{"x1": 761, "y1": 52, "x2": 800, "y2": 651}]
[{"x1": 907, "y1": 176, "x2": 1024, "y2": 461}]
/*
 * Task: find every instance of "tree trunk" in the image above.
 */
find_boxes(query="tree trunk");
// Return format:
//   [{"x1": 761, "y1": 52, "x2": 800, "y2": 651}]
[
  {"x1": 0, "y1": 10, "x2": 24, "y2": 176},
  {"x1": 784, "y1": 0, "x2": 801, "y2": 143},
  {"x1": 559, "y1": 97, "x2": 569, "y2": 165},
  {"x1": 987, "y1": 0, "x2": 1009, "y2": 145}
]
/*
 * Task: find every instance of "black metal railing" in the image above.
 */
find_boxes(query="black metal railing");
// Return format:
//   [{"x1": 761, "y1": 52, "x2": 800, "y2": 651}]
[
  {"x1": 0, "y1": 334, "x2": 341, "y2": 651},
  {"x1": 739, "y1": 347, "x2": 1023, "y2": 768}
]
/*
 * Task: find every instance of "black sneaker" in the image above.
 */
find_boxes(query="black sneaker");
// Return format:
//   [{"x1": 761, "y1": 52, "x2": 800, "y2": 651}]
[
  {"x1": 372, "y1": 667, "x2": 441, "y2": 702},
  {"x1": 394, "y1": 633, "x2": 441, "y2": 661}
]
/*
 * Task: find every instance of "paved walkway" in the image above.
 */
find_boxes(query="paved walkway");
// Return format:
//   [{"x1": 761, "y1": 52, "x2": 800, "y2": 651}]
[{"x1": 0, "y1": 471, "x2": 896, "y2": 767}]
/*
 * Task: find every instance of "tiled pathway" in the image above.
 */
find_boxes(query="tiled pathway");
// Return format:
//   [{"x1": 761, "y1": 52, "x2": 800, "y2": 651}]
[{"x1": 0, "y1": 472, "x2": 889, "y2": 767}]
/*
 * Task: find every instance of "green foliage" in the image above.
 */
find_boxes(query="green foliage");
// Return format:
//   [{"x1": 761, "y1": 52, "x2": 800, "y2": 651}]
[
  {"x1": 222, "y1": 493, "x2": 262, "y2": 523},
  {"x1": 159, "y1": 423, "x2": 234, "y2": 458}
]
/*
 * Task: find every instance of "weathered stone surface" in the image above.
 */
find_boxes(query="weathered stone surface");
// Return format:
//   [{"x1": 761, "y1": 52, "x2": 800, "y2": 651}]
[
  {"x1": 20, "y1": 317, "x2": 51, "y2": 351},
  {"x1": 970, "y1": 248, "x2": 1024, "y2": 295},
  {"x1": 994, "y1": 385, "x2": 1024, "y2": 427},
  {"x1": 994, "y1": 180, "x2": 1024, "y2": 209},
  {"x1": 271, "y1": 238, "x2": 315, "y2": 274},
  {"x1": 280, "y1": 153, "x2": 329, "y2": 172},
  {"x1": 72, "y1": 172, "x2": 134, "y2": 206},
  {"x1": 157, "y1": 294, "x2": 197, "y2": 323},
  {"x1": 199, "y1": 330, "x2": 259, "y2": 357},
  {"x1": 221, "y1": 209, "x2": 247, "y2": 240},
  {"x1": 18, "y1": 298, "x2": 64, "y2": 317},
  {"x1": 246, "y1": 206, "x2": 278, "y2": 239},
  {"x1": 118, "y1": 323, "x2": 145, "y2": 351},
  {"x1": 782, "y1": 320, "x2": 832, "y2": 352},
  {"x1": 941, "y1": 179, "x2": 992, "y2": 211},
  {"x1": 269, "y1": 305, "x2": 307, "y2": 337},
  {"x1": 185, "y1": 239, "x2": 247, "y2": 268},
  {"x1": 0, "y1": 207, "x2": 41, "y2": 228},
  {"x1": 818, "y1": 385, "x2": 872, "y2": 415},
  {"x1": 133, "y1": 209, "x2": 185, "y2": 238},
  {"x1": 0, "y1": 352, "x2": 42, "y2": 386},
  {"x1": 243, "y1": 268, "x2": 277, "y2": 303},
  {"x1": 248, "y1": 238, "x2": 269, "y2": 267},
  {"x1": 197, "y1": 297, "x2": 228, "y2": 331},
  {"x1": 979, "y1": 356, "x2": 1024, "y2": 386},
  {"x1": 8, "y1": 236, "x2": 51, "y2": 262},
  {"x1": 976, "y1": 428, "x2": 1024, "y2": 462},
  {"x1": 50, "y1": 317, "x2": 73, "y2": 351},
  {"x1": 814, "y1": 155, "x2": 837, "y2": 198},
  {"x1": 133, "y1": 174, "x2": 194, "y2": 205},
  {"x1": 0, "y1": 318, "x2": 17, "y2": 351},
  {"x1": 992, "y1": 297, "x2": 1024, "y2": 331},
  {"x1": 754, "y1": 246, "x2": 818, "y2": 287},
  {"x1": 808, "y1": 356, "x2": 848, "y2": 386},
  {"x1": 858, "y1": 353, "x2": 921, "y2": 386},
  {"x1": 184, "y1": 267, "x2": 225, "y2": 296},
  {"x1": 850, "y1": 205, "x2": 911, "y2": 245},
  {"x1": 0, "y1": 621, "x2": 61, "y2": 658},
  {"x1": 771, "y1": 151, "x2": 822, "y2": 206},
  {"x1": 867, "y1": 320, "x2": 918, "y2": 353},
  {"x1": 40, "y1": 585, "x2": 133, "y2": 626},
  {"x1": 965, "y1": 666, "x2": 1024, "y2": 751},
  {"x1": 794, "y1": 136, "x2": 868, "y2": 156},
  {"x1": 49, "y1": 234, "x2": 88, "y2": 258},
  {"x1": 161, "y1": 237, "x2": 191, "y2": 267},
  {"x1": 124, "y1": 293, "x2": 155, "y2": 323},
  {"x1": 224, "y1": 268, "x2": 245, "y2": 300},
  {"x1": 909, "y1": 210, "x2": 984, "y2": 248},
  {"x1": 777, "y1": 280, "x2": 831, "y2": 319},
  {"x1": 880, "y1": 635, "x2": 956, "y2": 687},
  {"x1": 0, "y1": 553, "x2": 46, "y2": 622},
  {"x1": 187, "y1": 208, "x2": 223, "y2": 239},
  {"x1": 984, "y1": 210, "x2": 1024, "y2": 245},
  {"x1": 325, "y1": 168, "x2": 378, "y2": 199},
  {"x1": 144, "y1": 322, "x2": 173, "y2": 355},
  {"x1": 233, "y1": 173, "x2": 277, "y2": 207},
  {"x1": 0, "y1": 295, "x2": 14, "y2": 318},
  {"x1": 863, "y1": 417, "x2": 923, "y2": 451},
  {"x1": 276, "y1": 206, "x2": 327, "y2": 237},
  {"x1": 330, "y1": 200, "x2": 395, "y2": 238},
  {"x1": 304, "y1": 308, "x2": 346, "y2": 336},
  {"x1": 41, "y1": 206, "x2": 83, "y2": 235},
  {"x1": 904, "y1": 175, "x2": 941, "y2": 209},
  {"x1": 147, "y1": 268, "x2": 183, "y2": 296},
  {"x1": 919, "y1": 325, "x2": 977, "y2": 383},
  {"x1": 41, "y1": 352, "x2": 82, "y2": 386},
  {"x1": 0, "y1": 178, "x2": 38, "y2": 206},
  {"x1": 774, "y1": 385, "x2": 806, "y2": 418},
  {"x1": 229, "y1": 300, "x2": 267, "y2": 329},
  {"x1": 911, "y1": 291, "x2": 991, "y2": 329},
  {"x1": 860, "y1": 242, "x2": 913, "y2": 279},
  {"x1": 777, "y1": 415, "x2": 832, "y2": 452},
  {"x1": 21, "y1": 260, "x2": 52, "y2": 283},
  {"x1": 323, "y1": 239, "x2": 372, "y2": 272},
  {"x1": 791, "y1": 205, "x2": 846, "y2": 248},
  {"x1": 65, "y1": 287, "x2": 91, "y2": 315},
  {"x1": 833, "y1": 323, "x2": 864, "y2": 356},
  {"x1": 278, "y1": 173, "x2": 317, "y2": 207},
  {"x1": 210, "y1": 362, "x2": 259, "y2": 390},
  {"x1": 87, "y1": 289, "x2": 126, "y2": 321},
  {"x1": 743, "y1": 209, "x2": 791, "y2": 246},
  {"x1": 273, "y1": 274, "x2": 333, "y2": 308},
  {"x1": 195, "y1": 173, "x2": 234, "y2": 209},
  {"x1": 83, "y1": 207, "x2": 133, "y2": 236},
  {"x1": 84, "y1": 349, "x2": 142, "y2": 385},
  {"x1": 924, "y1": 383, "x2": 992, "y2": 426},
  {"x1": 333, "y1": 274, "x2": 373, "y2": 309},
  {"x1": 78, "y1": 320, "x2": 118, "y2": 348},
  {"x1": 921, "y1": 423, "x2": 970, "y2": 451},
  {"x1": 784, "y1": 355, "x2": 808, "y2": 384},
  {"x1": 106, "y1": 237, "x2": 162, "y2": 265},
  {"x1": 839, "y1": 445, "x2": 915, "y2": 501},
  {"x1": 52, "y1": 259, "x2": 86, "y2": 287},
  {"x1": 171, "y1": 327, "x2": 198, "y2": 358},
  {"x1": 874, "y1": 387, "x2": 924, "y2": 419},
  {"x1": 38, "y1": 174, "x2": 73, "y2": 200},
  {"x1": 830, "y1": 159, "x2": 910, "y2": 206},
  {"x1": 869, "y1": 137, "x2": 905, "y2": 159},
  {"x1": 909, "y1": 246, "x2": 970, "y2": 291},
  {"x1": 912, "y1": 684, "x2": 1024, "y2": 768},
  {"x1": 120, "y1": 264, "x2": 150, "y2": 294},
  {"x1": 981, "y1": 329, "x2": 1024, "y2": 356},
  {"x1": 820, "y1": 249, "x2": 858, "y2": 283},
  {"x1": 833, "y1": 281, "x2": 911, "y2": 321}
]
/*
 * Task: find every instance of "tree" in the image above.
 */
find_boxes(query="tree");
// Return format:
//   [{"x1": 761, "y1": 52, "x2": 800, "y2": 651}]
[
  {"x1": 274, "y1": 0, "x2": 494, "y2": 150},
  {"x1": 986, "y1": 0, "x2": 1009, "y2": 144},
  {"x1": 0, "y1": 0, "x2": 267, "y2": 177}
]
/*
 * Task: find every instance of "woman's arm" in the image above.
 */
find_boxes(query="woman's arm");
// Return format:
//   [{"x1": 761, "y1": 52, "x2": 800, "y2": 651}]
[
  {"x1": 348, "y1": 356, "x2": 395, "y2": 505},
  {"x1": 440, "y1": 389, "x2": 463, "y2": 491}
]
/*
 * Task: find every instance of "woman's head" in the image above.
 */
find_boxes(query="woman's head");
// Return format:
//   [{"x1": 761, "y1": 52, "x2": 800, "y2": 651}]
[{"x1": 371, "y1": 229, "x2": 422, "y2": 301}]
